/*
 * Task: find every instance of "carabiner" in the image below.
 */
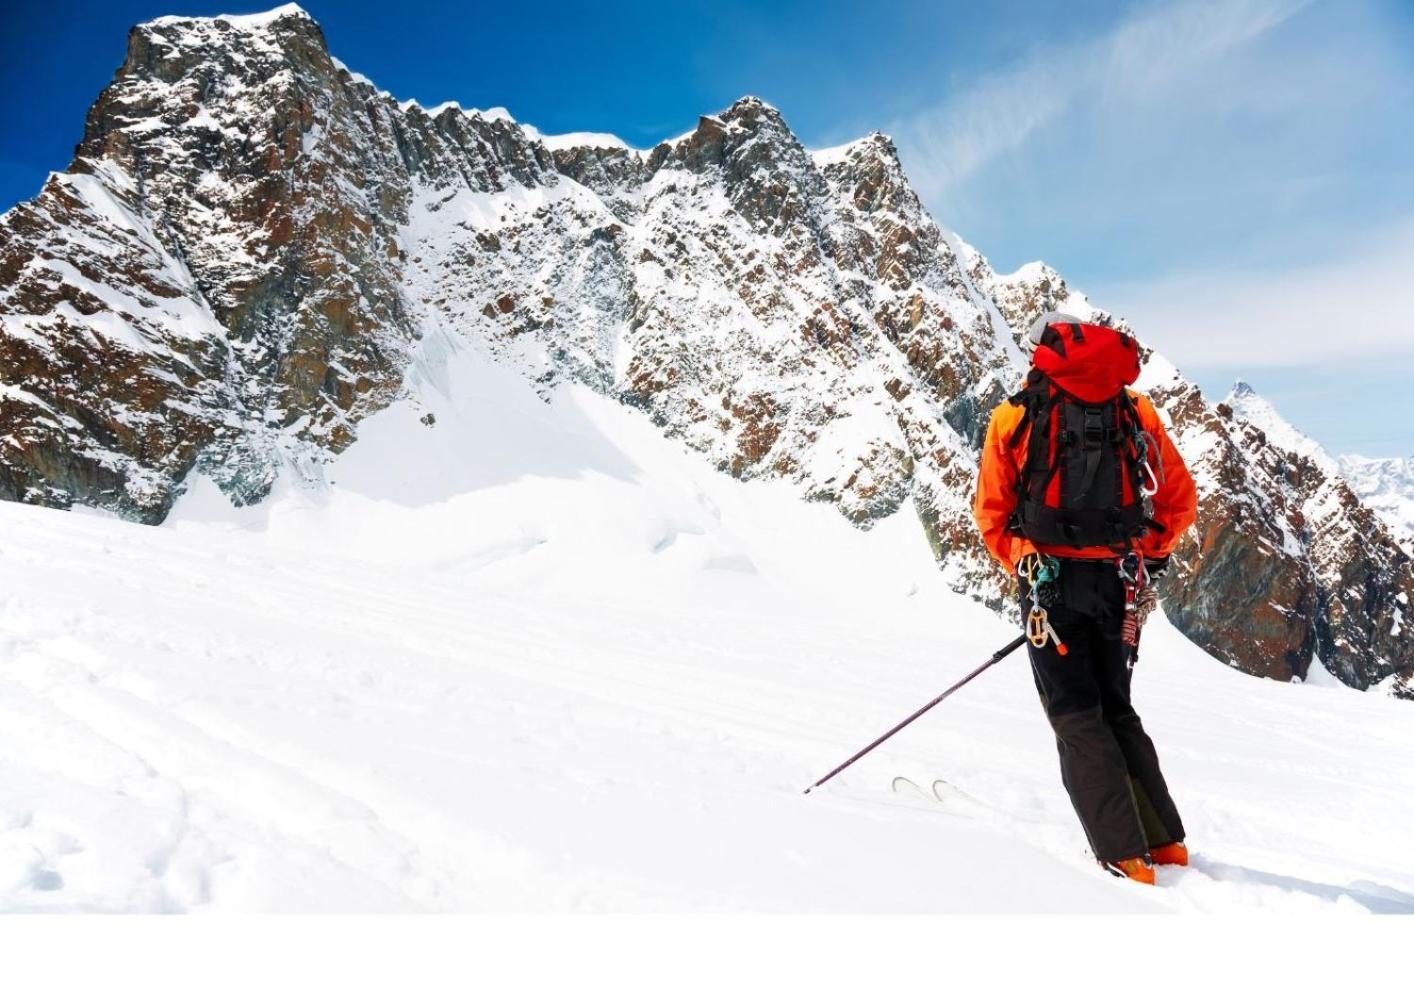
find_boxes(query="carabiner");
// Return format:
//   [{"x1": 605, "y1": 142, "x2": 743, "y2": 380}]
[
  {"x1": 1139, "y1": 459, "x2": 1160, "y2": 497},
  {"x1": 1117, "y1": 552, "x2": 1146, "y2": 591},
  {"x1": 1027, "y1": 605, "x2": 1069, "y2": 655},
  {"x1": 1018, "y1": 553, "x2": 1059, "y2": 585}
]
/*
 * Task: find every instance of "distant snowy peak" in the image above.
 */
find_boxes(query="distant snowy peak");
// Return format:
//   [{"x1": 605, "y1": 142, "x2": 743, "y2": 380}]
[
  {"x1": 1339, "y1": 453, "x2": 1414, "y2": 551},
  {"x1": 1223, "y1": 379, "x2": 1337, "y2": 472},
  {"x1": 1341, "y1": 453, "x2": 1414, "y2": 490}
]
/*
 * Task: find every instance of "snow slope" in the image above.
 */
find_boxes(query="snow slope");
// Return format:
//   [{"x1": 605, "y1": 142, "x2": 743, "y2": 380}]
[{"x1": 2, "y1": 340, "x2": 1413, "y2": 913}]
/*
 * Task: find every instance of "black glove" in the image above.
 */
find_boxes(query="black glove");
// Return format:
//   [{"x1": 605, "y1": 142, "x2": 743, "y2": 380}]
[{"x1": 1144, "y1": 556, "x2": 1170, "y2": 582}]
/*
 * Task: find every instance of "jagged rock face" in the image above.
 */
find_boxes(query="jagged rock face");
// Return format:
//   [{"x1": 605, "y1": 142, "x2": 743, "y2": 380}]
[
  {"x1": 1, "y1": 5, "x2": 1409, "y2": 695},
  {"x1": 1213, "y1": 384, "x2": 1414, "y2": 694},
  {"x1": 4, "y1": 9, "x2": 408, "y2": 512},
  {"x1": 400, "y1": 98, "x2": 1015, "y2": 602},
  {"x1": 0, "y1": 7, "x2": 561, "y2": 513},
  {"x1": 0, "y1": 163, "x2": 229, "y2": 517}
]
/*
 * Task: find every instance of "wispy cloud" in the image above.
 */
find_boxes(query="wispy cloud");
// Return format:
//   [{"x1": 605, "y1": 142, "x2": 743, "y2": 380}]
[
  {"x1": 1103, "y1": 215, "x2": 1414, "y2": 370},
  {"x1": 893, "y1": 0, "x2": 1314, "y2": 203}
]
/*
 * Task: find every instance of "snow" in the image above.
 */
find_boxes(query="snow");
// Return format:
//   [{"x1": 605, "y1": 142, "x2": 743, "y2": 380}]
[
  {"x1": 423, "y1": 101, "x2": 467, "y2": 117},
  {"x1": 1007, "y1": 260, "x2": 1055, "y2": 283},
  {"x1": 120, "y1": 117, "x2": 168, "y2": 135},
  {"x1": 523, "y1": 125, "x2": 633, "y2": 152},
  {"x1": 147, "y1": 3, "x2": 310, "y2": 30},
  {"x1": 3, "y1": 339, "x2": 1413, "y2": 913},
  {"x1": 400, "y1": 101, "x2": 517, "y2": 125},
  {"x1": 810, "y1": 138, "x2": 876, "y2": 167},
  {"x1": 328, "y1": 56, "x2": 389, "y2": 98},
  {"x1": 1226, "y1": 379, "x2": 1338, "y2": 473},
  {"x1": 0, "y1": 383, "x2": 59, "y2": 416}
]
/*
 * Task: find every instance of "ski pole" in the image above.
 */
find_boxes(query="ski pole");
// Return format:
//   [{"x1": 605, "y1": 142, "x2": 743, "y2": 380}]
[{"x1": 803, "y1": 632, "x2": 1028, "y2": 794}]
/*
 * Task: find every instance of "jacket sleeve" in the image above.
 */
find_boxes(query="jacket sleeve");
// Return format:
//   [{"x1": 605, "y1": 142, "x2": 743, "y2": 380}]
[
  {"x1": 974, "y1": 403, "x2": 1037, "y2": 570},
  {"x1": 1135, "y1": 395, "x2": 1198, "y2": 558}
]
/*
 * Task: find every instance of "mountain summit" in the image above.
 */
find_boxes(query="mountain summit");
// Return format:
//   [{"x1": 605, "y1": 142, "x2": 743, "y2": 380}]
[{"x1": 0, "y1": 6, "x2": 1409, "y2": 695}]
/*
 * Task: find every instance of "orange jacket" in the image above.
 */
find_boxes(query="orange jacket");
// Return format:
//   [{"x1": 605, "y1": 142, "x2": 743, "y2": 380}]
[{"x1": 973, "y1": 388, "x2": 1197, "y2": 569}]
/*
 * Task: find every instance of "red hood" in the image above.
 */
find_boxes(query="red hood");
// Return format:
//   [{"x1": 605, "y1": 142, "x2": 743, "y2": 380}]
[{"x1": 1031, "y1": 322, "x2": 1140, "y2": 402}]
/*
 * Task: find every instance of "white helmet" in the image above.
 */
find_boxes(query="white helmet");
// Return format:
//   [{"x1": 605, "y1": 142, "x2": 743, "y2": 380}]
[{"x1": 1024, "y1": 311, "x2": 1081, "y2": 353}]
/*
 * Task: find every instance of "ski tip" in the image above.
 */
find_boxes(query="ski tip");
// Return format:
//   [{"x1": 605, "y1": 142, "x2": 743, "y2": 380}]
[
  {"x1": 802, "y1": 786, "x2": 813, "y2": 795},
  {"x1": 891, "y1": 776, "x2": 926, "y2": 796}
]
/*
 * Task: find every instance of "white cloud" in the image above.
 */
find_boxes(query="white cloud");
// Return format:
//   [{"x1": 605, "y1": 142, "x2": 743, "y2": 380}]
[
  {"x1": 1101, "y1": 216, "x2": 1414, "y2": 369},
  {"x1": 892, "y1": 0, "x2": 1314, "y2": 203}
]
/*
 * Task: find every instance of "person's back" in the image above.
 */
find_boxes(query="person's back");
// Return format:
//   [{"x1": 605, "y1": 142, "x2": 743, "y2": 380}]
[{"x1": 973, "y1": 312, "x2": 1198, "y2": 884}]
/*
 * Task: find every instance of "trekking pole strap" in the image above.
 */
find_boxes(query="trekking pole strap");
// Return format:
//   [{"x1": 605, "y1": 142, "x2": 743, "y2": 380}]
[{"x1": 802, "y1": 633, "x2": 1029, "y2": 794}]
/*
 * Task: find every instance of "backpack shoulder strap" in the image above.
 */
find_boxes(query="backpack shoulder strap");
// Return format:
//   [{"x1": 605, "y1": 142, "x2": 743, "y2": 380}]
[{"x1": 1005, "y1": 371, "x2": 1051, "y2": 449}]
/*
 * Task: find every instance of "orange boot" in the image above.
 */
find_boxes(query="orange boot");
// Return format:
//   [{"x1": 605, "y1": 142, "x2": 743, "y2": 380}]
[
  {"x1": 1101, "y1": 856, "x2": 1155, "y2": 885},
  {"x1": 1150, "y1": 842, "x2": 1188, "y2": 867}
]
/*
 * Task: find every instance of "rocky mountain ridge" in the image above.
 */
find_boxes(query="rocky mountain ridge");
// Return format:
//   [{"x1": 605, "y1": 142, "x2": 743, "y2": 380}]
[{"x1": 1, "y1": 5, "x2": 1409, "y2": 695}]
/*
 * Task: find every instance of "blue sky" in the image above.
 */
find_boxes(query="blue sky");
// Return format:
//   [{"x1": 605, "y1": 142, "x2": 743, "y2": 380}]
[{"x1": 2, "y1": 0, "x2": 1410, "y2": 455}]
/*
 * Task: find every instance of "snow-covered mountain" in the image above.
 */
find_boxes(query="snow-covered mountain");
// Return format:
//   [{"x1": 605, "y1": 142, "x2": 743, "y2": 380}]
[
  {"x1": 1339, "y1": 453, "x2": 1414, "y2": 553},
  {"x1": 0, "y1": 4, "x2": 1409, "y2": 695},
  {"x1": 1225, "y1": 380, "x2": 1337, "y2": 472}
]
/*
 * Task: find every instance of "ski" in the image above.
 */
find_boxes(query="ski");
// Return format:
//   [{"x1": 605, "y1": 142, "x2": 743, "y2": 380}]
[
  {"x1": 931, "y1": 778, "x2": 981, "y2": 807},
  {"x1": 890, "y1": 776, "x2": 988, "y2": 813},
  {"x1": 890, "y1": 776, "x2": 1021, "y2": 828},
  {"x1": 889, "y1": 776, "x2": 931, "y2": 800}
]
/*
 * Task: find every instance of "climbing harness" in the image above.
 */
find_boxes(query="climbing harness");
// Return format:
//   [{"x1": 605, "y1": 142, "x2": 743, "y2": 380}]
[{"x1": 1019, "y1": 554, "x2": 1068, "y2": 655}]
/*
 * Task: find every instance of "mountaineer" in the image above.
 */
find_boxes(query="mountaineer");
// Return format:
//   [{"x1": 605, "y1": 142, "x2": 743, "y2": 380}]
[{"x1": 973, "y1": 312, "x2": 1198, "y2": 885}]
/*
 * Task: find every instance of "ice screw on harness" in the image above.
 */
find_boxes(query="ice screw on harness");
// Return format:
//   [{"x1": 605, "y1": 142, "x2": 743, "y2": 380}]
[{"x1": 1019, "y1": 554, "x2": 1068, "y2": 656}]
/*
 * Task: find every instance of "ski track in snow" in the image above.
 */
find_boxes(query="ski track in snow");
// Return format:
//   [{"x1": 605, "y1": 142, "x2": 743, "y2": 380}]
[{"x1": 3, "y1": 349, "x2": 1413, "y2": 914}]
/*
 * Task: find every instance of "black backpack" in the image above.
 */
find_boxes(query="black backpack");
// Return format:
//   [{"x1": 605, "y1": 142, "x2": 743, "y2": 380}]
[{"x1": 1005, "y1": 322, "x2": 1164, "y2": 550}]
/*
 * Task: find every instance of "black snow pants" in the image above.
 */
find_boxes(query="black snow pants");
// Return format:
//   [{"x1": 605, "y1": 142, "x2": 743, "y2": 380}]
[{"x1": 1020, "y1": 559, "x2": 1185, "y2": 862}]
